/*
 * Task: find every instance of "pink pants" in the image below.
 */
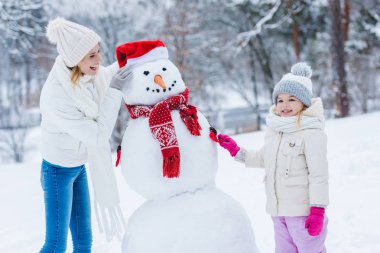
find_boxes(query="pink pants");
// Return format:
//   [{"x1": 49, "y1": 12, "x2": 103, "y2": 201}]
[{"x1": 272, "y1": 216, "x2": 328, "y2": 253}]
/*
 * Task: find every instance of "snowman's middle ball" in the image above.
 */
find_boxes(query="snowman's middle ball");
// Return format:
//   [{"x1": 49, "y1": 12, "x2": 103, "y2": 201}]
[{"x1": 120, "y1": 59, "x2": 218, "y2": 200}]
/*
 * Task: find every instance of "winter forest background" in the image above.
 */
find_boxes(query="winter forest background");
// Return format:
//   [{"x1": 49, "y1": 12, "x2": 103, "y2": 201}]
[{"x1": 0, "y1": 0, "x2": 380, "y2": 163}]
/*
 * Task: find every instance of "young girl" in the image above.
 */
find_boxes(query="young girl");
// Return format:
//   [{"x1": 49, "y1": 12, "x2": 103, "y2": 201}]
[
  {"x1": 218, "y1": 62, "x2": 329, "y2": 253},
  {"x1": 39, "y1": 18, "x2": 128, "y2": 252}
]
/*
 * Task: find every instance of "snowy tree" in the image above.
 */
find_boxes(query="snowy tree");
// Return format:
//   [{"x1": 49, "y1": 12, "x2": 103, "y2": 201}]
[
  {"x1": 345, "y1": 0, "x2": 380, "y2": 113},
  {"x1": 194, "y1": 0, "x2": 288, "y2": 130},
  {"x1": 0, "y1": 128, "x2": 29, "y2": 163},
  {"x1": 162, "y1": 1, "x2": 209, "y2": 106},
  {"x1": 0, "y1": 0, "x2": 48, "y2": 112},
  {"x1": 0, "y1": 0, "x2": 378, "y2": 153}
]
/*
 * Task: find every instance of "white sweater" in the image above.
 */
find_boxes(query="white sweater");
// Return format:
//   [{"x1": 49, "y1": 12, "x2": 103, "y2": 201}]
[{"x1": 39, "y1": 61, "x2": 122, "y2": 167}]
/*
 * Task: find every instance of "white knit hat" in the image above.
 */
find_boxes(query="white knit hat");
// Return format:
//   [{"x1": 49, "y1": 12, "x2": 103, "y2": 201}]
[{"x1": 46, "y1": 17, "x2": 101, "y2": 67}]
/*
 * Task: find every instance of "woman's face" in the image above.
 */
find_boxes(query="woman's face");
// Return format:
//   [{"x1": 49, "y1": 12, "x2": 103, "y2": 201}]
[
  {"x1": 78, "y1": 43, "x2": 101, "y2": 76},
  {"x1": 275, "y1": 93, "x2": 304, "y2": 117}
]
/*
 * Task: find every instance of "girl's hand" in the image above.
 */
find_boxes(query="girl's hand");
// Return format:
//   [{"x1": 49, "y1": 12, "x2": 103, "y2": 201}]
[
  {"x1": 217, "y1": 134, "x2": 240, "y2": 157},
  {"x1": 305, "y1": 207, "x2": 325, "y2": 236}
]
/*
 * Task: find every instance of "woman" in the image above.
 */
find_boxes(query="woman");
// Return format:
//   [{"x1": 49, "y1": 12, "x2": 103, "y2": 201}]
[{"x1": 39, "y1": 17, "x2": 127, "y2": 252}]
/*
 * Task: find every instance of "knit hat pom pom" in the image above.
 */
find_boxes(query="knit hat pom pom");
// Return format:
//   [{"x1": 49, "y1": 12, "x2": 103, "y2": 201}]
[
  {"x1": 46, "y1": 17, "x2": 66, "y2": 44},
  {"x1": 291, "y1": 62, "x2": 312, "y2": 78}
]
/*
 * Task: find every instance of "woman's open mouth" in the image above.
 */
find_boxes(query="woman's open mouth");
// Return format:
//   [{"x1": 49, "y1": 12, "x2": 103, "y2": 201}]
[{"x1": 89, "y1": 65, "x2": 98, "y2": 72}]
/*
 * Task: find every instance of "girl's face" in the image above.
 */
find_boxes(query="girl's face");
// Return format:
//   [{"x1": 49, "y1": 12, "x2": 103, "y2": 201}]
[
  {"x1": 78, "y1": 43, "x2": 101, "y2": 76},
  {"x1": 275, "y1": 93, "x2": 304, "y2": 117}
]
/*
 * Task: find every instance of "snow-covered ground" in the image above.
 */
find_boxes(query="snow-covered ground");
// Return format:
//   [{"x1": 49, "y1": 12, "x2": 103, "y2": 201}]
[{"x1": 1, "y1": 112, "x2": 380, "y2": 252}]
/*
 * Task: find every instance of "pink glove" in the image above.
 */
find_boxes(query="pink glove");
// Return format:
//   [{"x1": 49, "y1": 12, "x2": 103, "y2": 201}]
[
  {"x1": 218, "y1": 134, "x2": 240, "y2": 157},
  {"x1": 305, "y1": 207, "x2": 325, "y2": 236}
]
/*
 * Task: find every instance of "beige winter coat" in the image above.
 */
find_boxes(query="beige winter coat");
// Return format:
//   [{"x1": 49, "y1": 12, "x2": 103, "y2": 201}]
[{"x1": 241, "y1": 98, "x2": 329, "y2": 217}]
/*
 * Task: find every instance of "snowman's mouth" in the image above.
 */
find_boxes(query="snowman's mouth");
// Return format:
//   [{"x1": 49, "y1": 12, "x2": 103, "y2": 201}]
[{"x1": 146, "y1": 80, "x2": 177, "y2": 93}]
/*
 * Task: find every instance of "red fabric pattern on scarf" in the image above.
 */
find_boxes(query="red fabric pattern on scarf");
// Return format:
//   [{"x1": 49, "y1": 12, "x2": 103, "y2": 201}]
[{"x1": 126, "y1": 88, "x2": 202, "y2": 178}]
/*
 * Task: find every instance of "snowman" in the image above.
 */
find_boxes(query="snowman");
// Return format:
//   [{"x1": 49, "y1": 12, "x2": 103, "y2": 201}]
[{"x1": 115, "y1": 40, "x2": 259, "y2": 253}]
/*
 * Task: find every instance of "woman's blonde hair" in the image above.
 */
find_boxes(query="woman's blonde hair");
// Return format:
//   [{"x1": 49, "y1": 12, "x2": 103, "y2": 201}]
[{"x1": 69, "y1": 66, "x2": 82, "y2": 86}]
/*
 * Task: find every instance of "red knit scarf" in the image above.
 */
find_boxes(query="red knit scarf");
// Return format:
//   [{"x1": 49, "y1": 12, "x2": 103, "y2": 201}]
[{"x1": 126, "y1": 88, "x2": 202, "y2": 178}]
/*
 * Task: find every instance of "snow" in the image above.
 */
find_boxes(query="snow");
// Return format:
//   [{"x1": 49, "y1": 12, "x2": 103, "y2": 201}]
[
  {"x1": 122, "y1": 188, "x2": 258, "y2": 253},
  {"x1": 1, "y1": 111, "x2": 380, "y2": 252}
]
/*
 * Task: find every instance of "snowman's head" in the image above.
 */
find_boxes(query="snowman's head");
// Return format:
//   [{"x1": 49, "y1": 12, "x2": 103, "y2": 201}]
[
  {"x1": 122, "y1": 59, "x2": 186, "y2": 105},
  {"x1": 116, "y1": 40, "x2": 186, "y2": 106}
]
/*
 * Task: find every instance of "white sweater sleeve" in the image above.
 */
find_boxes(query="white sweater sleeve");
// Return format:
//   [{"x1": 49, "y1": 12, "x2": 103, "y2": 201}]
[
  {"x1": 51, "y1": 88, "x2": 122, "y2": 147},
  {"x1": 105, "y1": 62, "x2": 119, "y2": 82}
]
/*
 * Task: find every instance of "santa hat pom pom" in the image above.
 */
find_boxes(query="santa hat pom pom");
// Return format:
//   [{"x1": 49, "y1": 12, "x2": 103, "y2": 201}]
[
  {"x1": 291, "y1": 62, "x2": 312, "y2": 78},
  {"x1": 46, "y1": 17, "x2": 66, "y2": 44}
]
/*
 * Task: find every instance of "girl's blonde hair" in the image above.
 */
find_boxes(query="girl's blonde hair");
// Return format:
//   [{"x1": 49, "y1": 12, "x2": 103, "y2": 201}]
[
  {"x1": 295, "y1": 105, "x2": 306, "y2": 128},
  {"x1": 69, "y1": 66, "x2": 82, "y2": 86}
]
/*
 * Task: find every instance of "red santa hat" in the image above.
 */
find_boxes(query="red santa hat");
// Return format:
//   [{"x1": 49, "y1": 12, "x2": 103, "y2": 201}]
[{"x1": 115, "y1": 40, "x2": 169, "y2": 70}]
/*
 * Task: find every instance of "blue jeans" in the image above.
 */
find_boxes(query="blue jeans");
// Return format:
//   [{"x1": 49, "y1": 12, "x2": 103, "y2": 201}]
[{"x1": 40, "y1": 160, "x2": 92, "y2": 253}]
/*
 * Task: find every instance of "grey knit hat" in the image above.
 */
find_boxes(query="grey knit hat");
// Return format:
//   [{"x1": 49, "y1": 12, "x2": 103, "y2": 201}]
[{"x1": 272, "y1": 62, "x2": 313, "y2": 107}]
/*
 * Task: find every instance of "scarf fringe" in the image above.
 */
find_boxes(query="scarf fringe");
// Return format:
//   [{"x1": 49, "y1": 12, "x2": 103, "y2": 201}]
[
  {"x1": 163, "y1": 155, "x2": 180, "y2": 178},
  {"x1": 180, "y1": 104, "x2": 201, "y2": 136},
  {"x1": 94, "y1": 200, "x2": 127, "y2": 241}
]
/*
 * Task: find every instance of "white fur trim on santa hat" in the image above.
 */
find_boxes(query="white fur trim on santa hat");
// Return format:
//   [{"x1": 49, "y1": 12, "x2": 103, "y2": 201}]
[
  {"x1": 125, "y1": 46, "x2": 168, "y2": 71},
  {"x1": 279, "y1": 73, "x2": 312, "y2": 93}
]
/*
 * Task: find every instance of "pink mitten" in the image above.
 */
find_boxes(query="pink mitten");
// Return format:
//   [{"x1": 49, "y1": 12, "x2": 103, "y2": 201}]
[
  {"x1": 305, "y1": 207, "x2": 325, "y2": 236},
  {"x1": 217, "y1": 134, "x2": 240, "y2": 157}
]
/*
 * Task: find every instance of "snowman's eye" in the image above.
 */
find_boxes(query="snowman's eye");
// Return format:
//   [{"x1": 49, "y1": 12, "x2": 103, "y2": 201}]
[
  {"x1": 143, "y1": 71, "x2": 150, "y2": 76},
  {"x1": 162, "y1": 68, "x2": 167, "y2": 71}
]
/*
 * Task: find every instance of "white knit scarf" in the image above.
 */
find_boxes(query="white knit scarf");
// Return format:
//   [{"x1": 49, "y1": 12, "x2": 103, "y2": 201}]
[
  {"x1": 52, "y1": 56, "x2": 125, "y2": 241},
  {"x1": 266, "y1": 98, "x2": 325, "y2": 133}
]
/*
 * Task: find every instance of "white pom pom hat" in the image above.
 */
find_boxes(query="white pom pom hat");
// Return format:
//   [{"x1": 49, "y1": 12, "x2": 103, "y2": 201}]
[
  {"x1": 272, "y1": 62, "x2": 313, "y2": 107},
  {"x1": 46, "y1": 17, "x2": 101, "y2": 67}
]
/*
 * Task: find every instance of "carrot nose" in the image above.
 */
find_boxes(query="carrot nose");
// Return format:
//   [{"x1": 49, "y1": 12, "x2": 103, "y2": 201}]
[{"x1": 154, "y1": 75, "x2": 166, "y2": 89}]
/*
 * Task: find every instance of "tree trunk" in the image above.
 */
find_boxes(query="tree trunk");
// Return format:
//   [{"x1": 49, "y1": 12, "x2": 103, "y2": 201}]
[
  {"x1": 329, "y1": 0, "x2": 349, "y2": 117},
  {"x1": 252, "y1": 35, "x2": 274, "y2": 97},
  {"x1": 25, "y1": 58, "x2": 32, "y2": 107},
  {"x1": 248, "y1": 40, "x2": 261, "y2": 130},
  {"x1": 343, "y1": 0, "x2": 350, "y2": 42},
  {"x1": 287, "y1": 0, "x2": 300, "y2": 60},
  {"x1": 292, "y1": 19, "x2": 300, "y2": 61}
]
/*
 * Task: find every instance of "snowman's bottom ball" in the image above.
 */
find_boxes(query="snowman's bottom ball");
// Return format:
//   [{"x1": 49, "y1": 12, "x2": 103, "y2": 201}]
[{"x1": 122, "y1": 187, "x2": 259, "y2": 253}]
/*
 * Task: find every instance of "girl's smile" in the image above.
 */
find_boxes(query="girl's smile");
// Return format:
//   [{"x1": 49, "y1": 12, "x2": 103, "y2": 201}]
[{"x1": 275, "y1": 93, "x2": 304, "y2": 117}]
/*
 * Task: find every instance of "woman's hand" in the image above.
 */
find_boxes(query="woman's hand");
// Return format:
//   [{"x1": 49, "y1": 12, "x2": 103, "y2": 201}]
[{"x1": 109, "y1": 66, "x2": 130, "y2": 91}]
